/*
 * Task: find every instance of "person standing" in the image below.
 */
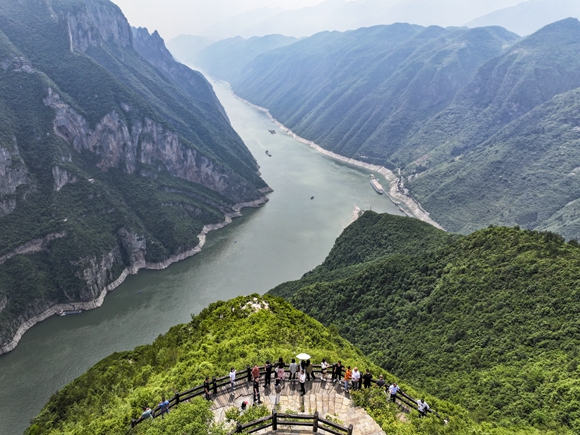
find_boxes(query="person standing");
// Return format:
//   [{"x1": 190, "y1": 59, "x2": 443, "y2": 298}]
[
  {"x1": 321, "y1": 359, "x2": 329, "y2": 382},
  {"x1": 352, "y1": 367, "x2": 361, "y2": 390},
  {"x1": 229, "y1": 367, "x2": 236, "y2": 393},
  {"x1": 277, "y1": 359, "x2": 286, "y2": 381},
  {"x1": 252, "y1": 364, "x2": 260, "y2": 382},
  {"x1": 253, "y1": 379, "x2": 262, "y2": 404},
  {"x1": 299, "y1": 369, "x2": 306, "y2": 396},
  {"x1": 344, "y1": 366, "x2": 352, "y2": 393},
  {"x1": 332, "y1": 361, "x2": 343, "y2": 383},
  {"x1": 203, "y1": 377, "x2": 211, "y2": 401},
  {"x1": 388, "y1": 382, "x2": 400, "y2": 403},
  {"x1": 265, "y1": 361, "x2": 272, "y2": 387},
  {"x1": 306, "y1": 359, "x2": 314, "y2": 381},
  {"x1": 275, "y1": 379, "x2": 282, "y2": 406},
  {"x1": 417, "y1": 399, "x2": 429, "y2": 418},
  {"x1": 158, "y1": 396, "x2": 170, "y2": 418},
  {"x1": 289, "y1": 359, "x2": 298, "y2": 381},
  {"x1": 362, "y1": 369, "x2": 372, "y2": 389},
  {"x1": 376, "y1": 374, "x2": 386, "y2": 389}
]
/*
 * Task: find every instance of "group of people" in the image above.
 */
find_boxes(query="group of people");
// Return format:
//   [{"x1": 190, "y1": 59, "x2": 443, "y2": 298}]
[{"x1": 132, "y1": 357, "x2": 432, "y2": 427}]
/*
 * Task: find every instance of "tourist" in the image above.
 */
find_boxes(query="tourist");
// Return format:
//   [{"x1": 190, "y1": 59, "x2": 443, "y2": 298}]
[
  {"x1": 417, "y1": 399, "x2": 430, "y2": 418},
  {"x1": 344, "y1": 366, "x2": 352, "y2": 392},
  {"x1": 375, "y1": 375, "x2": 386, "y2": 389},
  {"x1": 321, "y1": 359, "x2": 329, "y2": 381},
  {"x1": 388, "y1": 382, "x2": 400, "y2": 403},
  {"x1": 158, "y1": 396, "x2": 170, "y2": 418},
  {"x1": 275, "y1": 379, "x2": 282, "y2": 406},
  {"x1": 229, "y1": 367, "x2": 236, "y2": 393},
  {"x1": 289, "y1": 358, "x2": 298, "y2": 381},
  {"x1": 299, "y1": 369, "x2": 306, "y2": 395},
  {"x1": 265, "y1": 360, "x2": 272, "y2": 387},
  {"x1": 252, "y1": 364, "x2": 260, "y2": 382},
  {"x1": 306, "y1": 359, "x2": 314, "y2": 381},
  {"x1": 203, "y1": 377, "x2": 211, "y2": 401},
  {"x1": 253, "y1": 379, "x2": 262, "y2": 404},
  {"x1": 277, "y1": 359, "x2": 286, "y2": 381},
  {"x1": 352, "y1": 367, "x2": 361, "y2": 390},
  {"x1": 362, "y1": 369, "x2": 372, "y2": 389},
  {"x1": 332, "y1": 361, "x2": 343, "y2": 382}
]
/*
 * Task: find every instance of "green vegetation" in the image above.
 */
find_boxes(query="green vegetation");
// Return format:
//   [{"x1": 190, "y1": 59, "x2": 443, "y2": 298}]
[
  {"x1": 270, "y1": 212, "x2": 580, "y2": 433},
  {"x1": 0, "y1": 0, "x2": 268, "y2": 348},
  {"x1": 27, "y1": 294, "x2": 557, "y2": 435},
  {"x1": 201, "y1": 17, "x2": 580, "y2": 239}
]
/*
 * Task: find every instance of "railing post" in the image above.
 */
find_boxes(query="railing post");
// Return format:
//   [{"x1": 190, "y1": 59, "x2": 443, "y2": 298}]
[
  {"x1": 236, "y1": 422, "x2": 242, "y2": 433},
  {"x1": 212, "y1": 376, "x2": 218, "y2": 394},
  {"x1": 272, "y1": 410, "x2": 278, "y2": 431},
  {"x1": 174, "y1": 392, "x2": 180, "y2": 407},
  {"x1": 247, "y1": 366, "x2": 252, "y2": 382},
  {"x1": 313, "y1": 411, "x2": 319, "y2": 433},
  {"x1": 347, "y1": 424, "x2": 353, "y2": 435}
]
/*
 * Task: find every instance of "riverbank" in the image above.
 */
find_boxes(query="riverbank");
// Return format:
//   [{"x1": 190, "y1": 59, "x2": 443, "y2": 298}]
[
  {"x1": 0, "y1": 193, "x2": 271, "y2": 356},
  {"x1": 229, "y1": 90, "x2": 443, "y2": 231}
]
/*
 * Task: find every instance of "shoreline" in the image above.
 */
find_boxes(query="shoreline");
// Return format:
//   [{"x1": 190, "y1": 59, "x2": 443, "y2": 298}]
[
  {"x1": 226, "y1": 86, "x2": 443, "y2": 230},
  {"x1": 0, "y1": 194, "x2": 270, "y2": 356}
]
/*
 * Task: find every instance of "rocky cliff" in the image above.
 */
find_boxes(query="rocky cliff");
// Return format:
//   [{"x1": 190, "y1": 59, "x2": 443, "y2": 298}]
[{"x1": 0, "y1": 0, "x2": 269, "y2": 354}]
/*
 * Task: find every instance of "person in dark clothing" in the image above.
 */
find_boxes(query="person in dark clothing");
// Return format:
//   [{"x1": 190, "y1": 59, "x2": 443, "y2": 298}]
[
  {"x1": 305, "y1": 359, "x2": 313, "y2": 381},
  {"x1": 253, "y1": 379, "x2": 262, "y2": 404},
  {"x1": 299, "y1": 370, "x2": 306, "y2": 396},
  {"x1": 203, "y1": 377, "x2": 211, "y2": 401},
  {"x1": 300, "y1": 359, "x2": 306, "y2": 373},
  {"x1": 332, "y1": 361, "x2": 343, "y2": 382},
  {"x1": 375, "y1": 374, "x2": 386, "y2": 389},
  {"x1": 264, "y1": 360, "x2": 272, "y2": 387},
  {"x1": 362, "y1": 369, "x2": 373, "y2": 389}
]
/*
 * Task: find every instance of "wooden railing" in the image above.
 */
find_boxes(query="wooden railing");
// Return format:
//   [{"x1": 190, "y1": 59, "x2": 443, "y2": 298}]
[
  {"x1": 229, "y1": 410, "x2": 353, "y2": 435},
  {"x1": 129, "y1": 363, "x2": 440, "y2": 429}
]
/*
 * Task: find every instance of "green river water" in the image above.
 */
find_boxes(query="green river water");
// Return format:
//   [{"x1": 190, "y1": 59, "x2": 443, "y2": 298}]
[{"x1": 0, "y1": 78, "x2": 402, "y2": 434}]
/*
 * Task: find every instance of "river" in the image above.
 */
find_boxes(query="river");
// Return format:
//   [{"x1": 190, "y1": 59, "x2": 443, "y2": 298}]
[{"x1": 0, "y1": 77, "x2": 403, "y2": 434}]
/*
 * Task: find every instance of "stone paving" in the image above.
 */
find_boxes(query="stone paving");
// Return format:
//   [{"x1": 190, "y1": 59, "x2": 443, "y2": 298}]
[{"x1": 210, "y1": 377, "x2": 385, "y2": 435}]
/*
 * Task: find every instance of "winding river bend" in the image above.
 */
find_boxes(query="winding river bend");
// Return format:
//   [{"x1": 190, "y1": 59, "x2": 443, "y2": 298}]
[{"x1": 0, "y1": 77, "x2": 403, "y2": 435}]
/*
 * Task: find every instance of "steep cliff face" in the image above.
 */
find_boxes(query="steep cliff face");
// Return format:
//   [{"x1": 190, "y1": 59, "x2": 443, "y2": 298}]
[
  {"x1": 66, "y1": 0, "x2": 132, "y2": 52},
  {"x1": 0, "y1": 0, "x2": 269, "y2": 354}
]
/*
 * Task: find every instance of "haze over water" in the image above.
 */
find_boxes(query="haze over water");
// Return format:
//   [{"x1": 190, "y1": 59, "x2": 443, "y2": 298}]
[{"x1": 0, "y1": 77, "x2": 402, "y2": 435}]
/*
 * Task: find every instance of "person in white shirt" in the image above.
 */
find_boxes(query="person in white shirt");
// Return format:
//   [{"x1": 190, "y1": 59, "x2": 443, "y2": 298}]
[
  {"x1": 388, "y1": 382, "x2": 399, "y2": 402},
  {"x1": 352, "y1": 367, "x2": 361, "y2": 390},
  {"x1": 229, "y1": 367, "x2": 236, "y2": 393},
  {"x1": 320, "y1": 359, "x2": 329, "y2": 381},
  {"x1": 417, "y1": 399, "x2": 429, "y2": 417},
  {"x1": 289, "y1": 359, "x2": 298, "y2": 381},
  {"x1": 299, "y1": 370, "x2": 306, "y2": 395}
]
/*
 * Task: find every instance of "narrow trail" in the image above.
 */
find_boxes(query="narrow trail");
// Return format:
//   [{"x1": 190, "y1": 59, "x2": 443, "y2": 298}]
[{"x1": 210, "y1": 378, "x2": 385, "y2": 435}]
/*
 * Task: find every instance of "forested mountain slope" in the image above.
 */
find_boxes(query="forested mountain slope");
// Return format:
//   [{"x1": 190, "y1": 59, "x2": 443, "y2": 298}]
[
  {"x1": 205, "y1": 18, "x2": 580, "y2": 239},
  {"x1": 270, "y1": 211, "x2": 580, "y2": 432},
  {"x1": 188, "y1": 34, "x2": 298, "y2": 84},
  {"x1": 0, "y1": 0, "x2": 268, "y2": 355},
  {"x1": 229, "y1": 23, "x2": 517, "y2": 167},
  {"x1": 26, "y1": 295, "x2": 556, "y2": 435}
]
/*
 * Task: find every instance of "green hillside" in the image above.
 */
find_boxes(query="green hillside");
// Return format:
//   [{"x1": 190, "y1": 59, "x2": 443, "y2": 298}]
[
  {"x1": 189, "y1": 34, "x2": 298, "y2": 84},
  {"x1": 0, "y1": 0, "x2": 267, "y2": 353},
  {"x1": 25, "y1": 294, "x2": 554, "y2": 435},
  {"x1": 271, "y1": 212, "x2": 580, "y2": 433}
]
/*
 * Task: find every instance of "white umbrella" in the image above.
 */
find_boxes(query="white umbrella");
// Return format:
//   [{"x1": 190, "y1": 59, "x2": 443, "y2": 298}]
[{"x1": 296, "y1": 353, "x2": 311, "y2": 360}]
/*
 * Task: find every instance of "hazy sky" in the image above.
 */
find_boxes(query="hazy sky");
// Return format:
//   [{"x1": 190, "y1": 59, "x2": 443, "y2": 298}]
[{"x1": 112, "y1": 0, "x2": 326, "y2": 40}]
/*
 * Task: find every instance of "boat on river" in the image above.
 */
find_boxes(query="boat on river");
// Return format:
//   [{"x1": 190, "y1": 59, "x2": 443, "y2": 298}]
[
  {"x1": 59, "y1": 309, "x2": 83, "y2": 316},
  {"x1": 370, "y1": 175, "x2": 384, "y2": 194}
]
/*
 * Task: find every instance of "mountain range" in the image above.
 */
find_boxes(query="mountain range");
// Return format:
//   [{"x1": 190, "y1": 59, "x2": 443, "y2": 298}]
[
  {"x1": 0, "y1": 0, "x2": 268, "y2": 355},
  {"x1": 188, "y1": 18, "x2": 580, "y2": 240}
]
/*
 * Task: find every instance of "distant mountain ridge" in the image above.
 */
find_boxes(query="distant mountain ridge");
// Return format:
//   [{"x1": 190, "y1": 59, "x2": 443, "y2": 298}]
[
  {"x1": 198, "y1": 18, "x2": 580, "y2": 240},
  {"x1": 0, "y1": 0, "x2": 268, "y2": 355},
  {"x1": 466, "y1": 0, "x2": 580, "y2": 36}
]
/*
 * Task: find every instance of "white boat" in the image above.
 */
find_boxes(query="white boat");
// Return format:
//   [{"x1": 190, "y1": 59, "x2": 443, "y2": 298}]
[{"x1": 370, "y1": 175, "x2": 384, "y2": 194}]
